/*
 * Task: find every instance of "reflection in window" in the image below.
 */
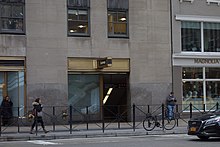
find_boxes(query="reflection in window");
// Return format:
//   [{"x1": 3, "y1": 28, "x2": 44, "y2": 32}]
[
  {"x1": 205, "y1": 68, "x2": 220, "y2": 79},
  {"x1": 68, "y1": 74, "x2": 100, "y2": 114},
  {"x1": 67, "y1": 0, "x2": 90, "y2": 36},
  {"x1": 181, "y1": 21, "x2": 201, "y2": 52},
  {"x1": 182, "y1": 67, "x2": 202, "y2": 79},
  {"x1": 182, "y1": 67, "x2": 220, "y2": 111},
  {"x1": 107, "y1": 0, "x2": 128, "y2": 38},
  {"x1": 0, "y1": 0, "x2": 25, "y2": 34},
  {"x1": 204, "y1": 22, "x2": 220, "y2": 52}
]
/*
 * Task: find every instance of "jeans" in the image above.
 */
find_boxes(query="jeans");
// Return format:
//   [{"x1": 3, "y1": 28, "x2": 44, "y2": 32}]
[{"x1": 167, "y1": 105, "x2": 175, "y2": 119}]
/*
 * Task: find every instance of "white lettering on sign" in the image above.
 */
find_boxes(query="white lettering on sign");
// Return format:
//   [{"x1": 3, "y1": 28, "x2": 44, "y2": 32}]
[{"x1": 194, "y1": 59, "x2": 220, "y2": 64}]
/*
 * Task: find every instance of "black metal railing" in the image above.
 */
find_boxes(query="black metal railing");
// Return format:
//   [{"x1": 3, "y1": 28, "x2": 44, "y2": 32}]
[{"x1": 0, "y1": 102, "x2": 219, "y2": 136}]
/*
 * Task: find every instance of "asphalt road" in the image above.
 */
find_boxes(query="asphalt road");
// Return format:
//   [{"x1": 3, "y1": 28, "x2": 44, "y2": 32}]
[{"x1": 0, "y1": 134, "x2": 220, "y2": 147}]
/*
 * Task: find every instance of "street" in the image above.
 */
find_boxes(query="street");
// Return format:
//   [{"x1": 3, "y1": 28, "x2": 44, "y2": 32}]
[{"x1": 0, "y1": 134, "x2": 220, "y2": 147}]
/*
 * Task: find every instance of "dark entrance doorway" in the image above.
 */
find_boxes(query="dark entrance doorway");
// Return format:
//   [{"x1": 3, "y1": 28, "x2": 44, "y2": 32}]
[{"x1": 103, "y1": 74, "x2": 129, "y2": 121}]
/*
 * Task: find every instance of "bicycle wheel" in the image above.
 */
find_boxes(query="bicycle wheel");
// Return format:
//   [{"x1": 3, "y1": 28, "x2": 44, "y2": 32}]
[
  {"x1": 143, "y1": 116, "x2": 156, "y2": 131},
  {"x1": 163, "y1": 118, "x2": 176, "y2": 130}
]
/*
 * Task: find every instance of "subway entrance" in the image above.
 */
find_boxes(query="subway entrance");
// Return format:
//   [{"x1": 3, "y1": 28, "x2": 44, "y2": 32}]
[{"x1": 103, "y1": 74, "x2": 129, "y2": 121}]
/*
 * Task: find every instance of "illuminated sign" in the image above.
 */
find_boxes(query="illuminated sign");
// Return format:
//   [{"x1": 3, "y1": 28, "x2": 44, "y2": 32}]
[{"x1": 97, "y1": 57, "x2": 112, "y2": 69}]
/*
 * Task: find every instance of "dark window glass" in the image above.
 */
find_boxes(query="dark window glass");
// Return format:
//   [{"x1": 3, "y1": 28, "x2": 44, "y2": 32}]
[
  {"x1": 204, "y1": 22, "x2": 220, "y2": 52},
  {"x1": 205, "y1": 68, "x2": 220, "y2": 79},
  {"x1": 67, "y1": 0, "x2": 90, "y2": 36},
  {"x1": 0, "y1": 0, "x2": 24, "y2": 34},
  {"x1": 181, "y1": 21, "x2": 201, "y2": 52},
  {"x1": 182, "y1": 67, "x2": 203, "y2": 79}
]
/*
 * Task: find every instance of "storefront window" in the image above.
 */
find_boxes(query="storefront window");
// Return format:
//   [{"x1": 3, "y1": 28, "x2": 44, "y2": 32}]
[
  {"x1": 0, "y1": 71, "x2": 25, "y2": 116},
  {"x1": 182, "y1": 67, "x2": 220, "y2": 111},
  {"x1": 182, "y1": 67, "x2": 202, "y2": 79},
  {"x1": 68, "y1": 74, "x2": 100, "y2": 114},
  {"x1": 205, "y1": 68, "x2": 220, "y2": 79}
]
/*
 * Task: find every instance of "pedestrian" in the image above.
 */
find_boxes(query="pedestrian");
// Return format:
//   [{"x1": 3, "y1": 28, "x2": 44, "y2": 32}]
[
  {"x1": 0, "y1": 96, "x2": 13, "y2": 126},
  {"x1": 30, "y1": 98, "x2": 49, "y2": 134},
  {"x1": 166, "y1": 92, "x2": 177, "y2": 120}
]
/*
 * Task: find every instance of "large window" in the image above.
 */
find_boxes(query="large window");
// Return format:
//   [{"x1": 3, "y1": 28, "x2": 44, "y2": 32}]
[
  {"x1": 0, "y1": 0, "x2": 25, "y2": 34},
  {"x1": 68, "y1": 74, "x2": 100, "y2": 114},
  {"x1": 181, "y1": 21, "x2": 220, "y2": 52},
  {"x1": 182, "y1": 67, "x2": 220, "y2": 111},
  {"x1": 107, "y1": 0, "x2": 128, "y2": 38},
  {"x1": 67, "y1": 0, "x2": 90, "y2": 36}
]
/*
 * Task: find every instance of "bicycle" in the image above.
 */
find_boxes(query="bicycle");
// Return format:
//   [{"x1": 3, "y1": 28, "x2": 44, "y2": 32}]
[{"x1": 143, "y1": 112, "x2": 176, "y2": 131}]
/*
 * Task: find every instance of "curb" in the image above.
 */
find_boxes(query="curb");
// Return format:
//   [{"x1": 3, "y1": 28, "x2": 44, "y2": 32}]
[{"x1": 0, "y1": 128, "x2": 187, "y2": 142}]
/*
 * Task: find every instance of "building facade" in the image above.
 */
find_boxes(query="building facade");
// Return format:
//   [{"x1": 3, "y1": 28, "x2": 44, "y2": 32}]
[
  {"x1": 0, "y1": 0, "x2": 172, "y2": 118},
  {"x1": 172, "y1": 0, "x2": 220, "y2": 111}
]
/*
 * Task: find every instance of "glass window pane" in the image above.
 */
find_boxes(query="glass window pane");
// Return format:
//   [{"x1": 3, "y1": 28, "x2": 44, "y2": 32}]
[
  {"x1": 205, "y1": 68, "x2": 220, "y2": 79},
  {"x1": 182, "y1": 81, "x2": 204, "y2": 111},
  {"x1": 1, "y1": 18, "x2": 22, "y2": 30},
  {"x1": 206, "y1": 81, "x2": 220, "y2": 110},
  {"x1": 118, "y1": 12, "x2": 127, "y2": 22},
  {"x1": 68, "y1": 75, "x2": 100, "y2": 114},
  {"x1": 68, "y1": 21, "x2": 88, "y2": 34},
  {"x1": 182, "y1": 67, "x2": 203, "y2": 79},
  {"x1": 12, "y1": 5, "x2": 23, "y2": 18},
  {"x1": 108, "y1": 22, "x2": 113, "y2": 34},
  {"x1": 1, "y1": 5, "x2": 11, "y2": 17},
  {"x1": 181, "y1": 21, "x2": 201, "y2": 52},
  {"x1": 68, "y1": 10, "x2": 78, "y2": 20},
  {"x1": 204, "y1": 22, "x2": 220, "y2": 52},
  {"x1": 114, "y1": 23, "x2": 127, "y2": 34},
  {"x1": 78, "y1": 10, "x2": 88, "y2": 20},
  {"x1": 108, "y1": 12, "x2": 117, "y2": 22}
]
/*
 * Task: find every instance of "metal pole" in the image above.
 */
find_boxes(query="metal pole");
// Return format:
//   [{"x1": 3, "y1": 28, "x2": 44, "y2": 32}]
[
  {"x1": 162, "y1": 104, "x2": 165, "y2": 131},
  {"x1": 176, "y1": 104, "x2": 179, "y2": 127},
  {"x1": 102, "y1": 105, "x2": 105, "y2": 133},
  {"x1": 133, "y1": 104, "x2": 135, "y2": 132},
  {"x1": 190, "y1": 103, "x2": 192, "y2": 119},
  {"x1": 17, "y1": 107, "x2": 20, "y2": 133},
  {"x1": 53, "y1": 106, "x2": 55, "y2": 132},
  {"x1": 69, "y1": 105, "x2": 73, "y2": 134},
  {"x1": 86, "y1": 106, "x2": 89, "y2": 130}
]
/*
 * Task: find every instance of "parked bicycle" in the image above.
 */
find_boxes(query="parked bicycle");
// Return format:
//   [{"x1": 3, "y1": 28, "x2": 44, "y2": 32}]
[{"x1": 143, "y1": 112, "x2": 176, "y2": 131}]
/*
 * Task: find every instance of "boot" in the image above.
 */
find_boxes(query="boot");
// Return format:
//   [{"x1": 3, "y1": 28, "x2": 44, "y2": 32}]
[
  {"x1": 30, "y1": 128, "x2": 34, "y2": 134},
  {"x1": 43, "y1": 128, "x2": 49, "y2": 133}
]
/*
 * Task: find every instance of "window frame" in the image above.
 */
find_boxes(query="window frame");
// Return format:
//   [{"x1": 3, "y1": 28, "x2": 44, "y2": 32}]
[
  {"x1": 0, "y1": 0, "x2": 25, "y2": 34},
  {"x1": 181, "y1": 21, "x2": 220, "y2": 53},
  {"x1": 67, "y1": 0, "x2": 90, "y2": 37},
  {"x1": 107, "y1": 0, "x2": 129, "y2": 38}
]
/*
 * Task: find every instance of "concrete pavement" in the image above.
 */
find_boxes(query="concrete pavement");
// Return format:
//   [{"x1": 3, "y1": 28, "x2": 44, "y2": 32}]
[{"x1": 0, "y1": 121, "x2": 188, "y2": 142}]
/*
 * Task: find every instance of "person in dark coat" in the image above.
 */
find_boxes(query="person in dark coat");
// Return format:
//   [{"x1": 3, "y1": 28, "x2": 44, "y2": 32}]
[
  {"x1": 30, "y1": 98, "x2": 49, "y2": 134},
  {"x1": 1, "y1": 96, "x2": 13, "y2": 126}
]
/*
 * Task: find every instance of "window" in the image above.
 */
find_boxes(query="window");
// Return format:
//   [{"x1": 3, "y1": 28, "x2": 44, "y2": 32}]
[
  {"x1": 0, "y1": 0, "x2": 25, "y2": 34},
  {"x1": 107, "y1": 0, "x2": 128, "y2": 38},
  {"x1": 204, "y1": 22, "x2": 220, "y2": 52},
  {"x1": 182, "y1": 67, "x2": 220, "y2": 111},
  {"x1": 181, "y1": 21, "x2": 220, "y2": 52},
  {"x1": 67, "y1": 0, "x2": 90, "y2": 36},
  {"x1": 68, "y1": 74, "x2": 100, "y2": 114}
]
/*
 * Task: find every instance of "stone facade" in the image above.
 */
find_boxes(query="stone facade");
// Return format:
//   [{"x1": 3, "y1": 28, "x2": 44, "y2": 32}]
[{"x1": 0, "y1": 0, "x2": 172, "y2": 108}]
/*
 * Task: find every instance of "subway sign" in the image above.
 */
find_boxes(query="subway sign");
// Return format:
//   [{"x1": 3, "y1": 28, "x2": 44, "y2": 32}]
[{"x1": 97, "y1": 57, "x2": 112, "y2": 69}]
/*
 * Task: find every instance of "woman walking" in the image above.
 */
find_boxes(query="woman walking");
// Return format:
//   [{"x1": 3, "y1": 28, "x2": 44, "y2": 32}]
[{"x1": 30, "y1": 98, "x2": 49, "y2": 134}]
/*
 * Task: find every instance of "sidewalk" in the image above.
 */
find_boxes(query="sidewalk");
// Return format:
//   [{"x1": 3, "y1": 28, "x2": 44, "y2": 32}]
[{"x1": 0, "y1": 122, "x2": 188, "y2": 142}]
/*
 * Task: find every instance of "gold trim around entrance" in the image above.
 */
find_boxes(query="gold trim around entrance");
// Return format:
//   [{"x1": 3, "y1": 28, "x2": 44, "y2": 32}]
[
  {"x1": 68, "y1": 57, "x2": 130, "y2": 72},
  {"x1": 0, "y1": 56, "x2": 25, "y2": 71}
]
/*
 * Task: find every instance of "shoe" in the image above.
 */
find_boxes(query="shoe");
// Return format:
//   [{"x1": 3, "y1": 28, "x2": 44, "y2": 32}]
[{"x1": 44, "y1": 130, "x2": 49, "y2": 133}]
